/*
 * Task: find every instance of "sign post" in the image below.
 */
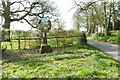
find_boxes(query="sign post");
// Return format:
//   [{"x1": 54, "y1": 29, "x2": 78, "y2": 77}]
[{"x1": 37, "y1": 18, "x2": 52, "y2": 54}]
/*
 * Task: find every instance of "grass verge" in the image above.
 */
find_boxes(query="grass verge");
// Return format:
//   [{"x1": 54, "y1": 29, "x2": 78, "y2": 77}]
[{"x1": 2, "y1": 44, "x2": 120, "y2": 78}]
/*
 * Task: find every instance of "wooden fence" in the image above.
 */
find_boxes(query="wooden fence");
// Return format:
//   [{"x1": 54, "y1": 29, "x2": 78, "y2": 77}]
[{"x1": 1, "y1": 36, "x2": 81, "y2": 50}]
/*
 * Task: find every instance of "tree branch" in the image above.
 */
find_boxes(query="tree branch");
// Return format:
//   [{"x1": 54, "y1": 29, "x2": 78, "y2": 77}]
[
  {"x1": 74, "y1": 0, "x2": 96, "y2": 11},
  {"x1": 10, "y1": 2, "x2": 39, "y2": 22},
  {"x1": 10, "y1": 1, "x2": 24, "y2": 6},
  {"x1": 83, "y1": 2, "x2": 96, "y2": 10},
  {"x1": 24, "y1": 18, "x2": 36, "y2": 28},
  {"x1": 28, "y1": 11, "x2": 49, "y2": 17},
  {"x1": 92, "y1": 4, "x2": 105, "y2": 27},
  {"x1": 0, "y1": 10, "x2": 4, "y2": 13},
  {"x1": 2, "y1": 1, "x2": 6, "y2": 10},
  {"x1": 11, "y1": 10, "x2": 26, "y2": 13},
  {"x1": 74, "y1": 0, "x2": 83, "y2": 9}
]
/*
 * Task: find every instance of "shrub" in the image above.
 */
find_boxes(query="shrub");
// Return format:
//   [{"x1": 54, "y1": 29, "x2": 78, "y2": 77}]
[
  {"x1": 86, "y1": 33, "x2": 92, "y2": 37},
  {"x1": 94, "y1": 32, "x2": 105, "y2": 37},
  {"x1": 78, "y1": 32, "x2": 87, "y2": 44},
  {"x1": 109, "y1": 30, "x2": 119, "y2": 36}
]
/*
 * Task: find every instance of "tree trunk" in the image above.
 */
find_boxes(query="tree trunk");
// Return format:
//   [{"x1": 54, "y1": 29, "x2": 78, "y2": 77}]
[
  {"x1": 24, "y1": 36, "x2": 27, "y2": 49},
  {"x1": 43, "y1": 32, "x2": 47, "y2": 44},
  {"x1": 107, "y1": 3, "x2": 112, "y2": 32},
  {"x1": 18, "y1": 37, "x2": 20, "y2": 49},
  {"x1": 2, "y1": 2, "x2": 11, "y2": 41},
  {"x1": 104, "y1": 2, "x2": 109, "y2": 36},
  {"x1": 0, "y1": 30, "x2": 2, "y2": 56},
  {"x1": 91, "y1": 10, "x2": 96, "y2": 33},
  {"x1": 112, "y1": 2, "x2": 115, "y2": 30}
]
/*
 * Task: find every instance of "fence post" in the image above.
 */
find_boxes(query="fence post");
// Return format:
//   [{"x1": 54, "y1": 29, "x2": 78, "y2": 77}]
[
  {"x1": 56, "y1": 37, "x2": 59, "y2": 47},
  {"x1": 24, "y1": 36, "x2": 26, "y2": 50},
  {"x1": 18, "y1": 39, "x2": 20, "y2": 49},
  {"x1": 43, "y1": 32, "x2": 47, "y2": 44},
  {"x1": 10, "y1": 40, "x2": 12, "y2": 50}
]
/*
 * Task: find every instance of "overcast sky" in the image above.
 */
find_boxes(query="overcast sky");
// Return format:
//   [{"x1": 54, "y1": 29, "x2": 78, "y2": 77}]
[{"x1": 52, "y1": 0, "x2": 75, "y2": 30}]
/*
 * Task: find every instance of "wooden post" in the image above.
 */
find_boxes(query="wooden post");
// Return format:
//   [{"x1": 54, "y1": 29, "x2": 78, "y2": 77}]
[
  {"x1": 56, "y1": 37, "x2": 59, "y2": 47},
  {"x1": 43, "y1": 32, "x2": 47, "y2": 44},
  {"x1": 18, "y1": 39, "x2": 20, "y2": 49}
]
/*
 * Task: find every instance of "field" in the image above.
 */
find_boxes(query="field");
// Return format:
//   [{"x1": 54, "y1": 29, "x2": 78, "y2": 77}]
[{"x1": 2, "y1": 44, "x2": 120, "y2": 78}]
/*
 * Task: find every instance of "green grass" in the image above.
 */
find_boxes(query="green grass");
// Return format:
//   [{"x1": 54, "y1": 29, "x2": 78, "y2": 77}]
[
  {"x1": 0, "y1": 60, "x2": 2, "y2": 79},
  {"x1": 89, "y1": 36, "x2": 119, "y2": 43},
  {"x1": 1, "y1": 37, "x2": 79, "y2": 50},
  {"x1": 87, "y1": 30, "x2": 120, "y2": 43},
  {"x1": 2, "y1": 44, "x2": 120, "y2": 78},
  {"x1": 1, "y1": 40, "x2": 42, "y2": 50}
]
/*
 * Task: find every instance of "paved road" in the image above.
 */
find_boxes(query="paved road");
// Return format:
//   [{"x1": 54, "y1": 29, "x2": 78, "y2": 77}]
[{"x1": 87, "y1": 38, "x2": 120, "y2": 62}]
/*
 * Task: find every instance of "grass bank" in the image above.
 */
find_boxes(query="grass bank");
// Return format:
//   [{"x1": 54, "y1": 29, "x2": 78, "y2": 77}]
[
  {"x1": 89, "y1": 36, "x2": 119, "y2": 44},
  {"x1": 87, "y1": 31, "x2": 120, "y2": 44},
  {"x1": 2, "y1": 44, "x2": 120, "y2": 78}
]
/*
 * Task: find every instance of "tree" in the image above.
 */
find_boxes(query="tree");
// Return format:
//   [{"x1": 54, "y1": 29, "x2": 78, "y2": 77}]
[
  {"x1": 73, "y1": 0, "x2": 96, "y2": 32},
  {"x1": 0, "y1": 0, "x2": 59, "y2": 41},
  {"x1": 73, "y1": 0, "x2": 119, "y2": 36},
  {"x1": 1, "y1": 1, "x2": 37, "y2": 41},
  {"x1": 73, "y1": 9, "x2": 81, "y2": 30},
  {"x1": 113, "y1": 1, "x2": 120, "y2": 30},
  {"x1": 55, "y1": 18, "x2": 66, "y2": 29},
  {"x1": 92, "y1": 1, "x2": 117, "y2": 36}
]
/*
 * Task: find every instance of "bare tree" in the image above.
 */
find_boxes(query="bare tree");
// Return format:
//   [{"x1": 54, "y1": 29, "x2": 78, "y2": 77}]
[
  {"x1": 73, "y1": 0, "x2": 119, "y2": 35},
  {"x1": 73, "y1": 9, "x2": 81, "y2": 30},
  {"x1": 0, "y1": 0, "x2": 59, "y2": 41}
]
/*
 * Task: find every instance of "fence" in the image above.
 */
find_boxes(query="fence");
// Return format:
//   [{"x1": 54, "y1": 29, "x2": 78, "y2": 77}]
[
  {"x1": 1, "y1": 29, "x2": 87, "y2": 51},
  {"x1": 1, "y1": 36, "x2": 80, "y2": 50}
]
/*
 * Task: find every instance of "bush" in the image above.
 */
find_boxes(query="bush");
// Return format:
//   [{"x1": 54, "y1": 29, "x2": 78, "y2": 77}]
[
  {"x1": 78, "y1": 32, "x2": 87, "y2": 44},
  {"x1": 94, "y1": 32, "x2": 105, "y2": 37},
  {"x1": 86, "y1": 33, "x2": 92, "y2": 37},
  {"x1": 109, "y1": 30, "x2": 120, "y2": 36},
  {"x1": 91, "y1": 35, "x2": 119, "y2": 43},
  {"x1": 53, "y1": 29, "x2": 87, "y2": 46}
]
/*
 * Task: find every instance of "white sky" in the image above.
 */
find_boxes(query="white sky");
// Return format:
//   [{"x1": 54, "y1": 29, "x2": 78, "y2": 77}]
[{"x1": 52, "y1": 0, "x2": 75, "y2": 30}]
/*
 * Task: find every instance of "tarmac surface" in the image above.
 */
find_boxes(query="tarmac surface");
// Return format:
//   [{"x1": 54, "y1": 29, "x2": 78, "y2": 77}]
[{"x1": 87, "y1": 38, "x2": 120, "y2": 62}]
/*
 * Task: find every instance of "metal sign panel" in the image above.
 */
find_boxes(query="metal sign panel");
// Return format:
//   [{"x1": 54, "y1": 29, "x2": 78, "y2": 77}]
[{"x1": 38, "y1": 18, "x2": 51, "y2": 32}]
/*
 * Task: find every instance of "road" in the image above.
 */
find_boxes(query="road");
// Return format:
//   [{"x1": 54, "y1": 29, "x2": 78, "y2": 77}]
[{"x1": 87, "y1": 38, "x2": 120, "y2": 62}]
